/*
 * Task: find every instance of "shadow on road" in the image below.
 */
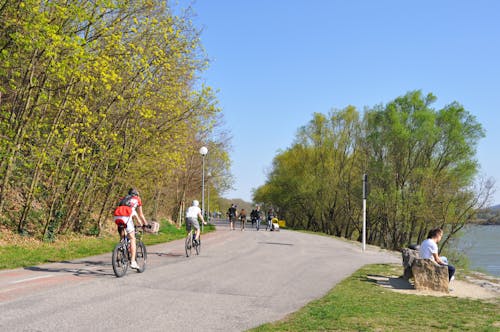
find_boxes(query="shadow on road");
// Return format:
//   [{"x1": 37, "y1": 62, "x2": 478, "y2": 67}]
[
  {"x1": 152, "y1": 251, "x2": 184, "y2": 257},
  {"x1": 20, "y1": 247, "x2": 187, "y2": 280},
  {"x1": 24, "y1": 260, "x2": 114, "y2": 278},
  {"x1": 258, "y1": 242, "x2": 294, "y2": 246}
]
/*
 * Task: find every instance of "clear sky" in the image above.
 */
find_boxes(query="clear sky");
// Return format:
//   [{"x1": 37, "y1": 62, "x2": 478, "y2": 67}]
[{"x1": 183, "y1": 0, "x2": 500, "y2": 205}]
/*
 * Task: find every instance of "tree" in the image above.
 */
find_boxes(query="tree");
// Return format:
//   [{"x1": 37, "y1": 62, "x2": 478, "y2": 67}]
[
  {"x1": 363, "y1": 90, "x2": 486, "y2": 249},
  {"x1": 255, "y1": 91, "x2": 490, "y2": 250},
  {"x1": 254, "y1": 107, "x2": 363, "y2": 237},
  {"x1": 0, "y1": 0, "x2": 231, "y2": 238}
]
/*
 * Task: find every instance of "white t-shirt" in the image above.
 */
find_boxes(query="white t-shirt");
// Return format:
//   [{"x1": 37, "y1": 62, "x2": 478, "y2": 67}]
[
  {"x1": 420, "y1": 238, "x2": 438, "y2": 260},
  {"x1": 186, "y1": 206, "x2": 201, "y2": 219}
]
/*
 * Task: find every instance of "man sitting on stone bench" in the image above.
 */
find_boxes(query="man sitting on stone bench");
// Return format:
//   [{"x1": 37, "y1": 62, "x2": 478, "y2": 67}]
[{"x1": 419, "y1": 227, "x2": 456, "y2": 282}]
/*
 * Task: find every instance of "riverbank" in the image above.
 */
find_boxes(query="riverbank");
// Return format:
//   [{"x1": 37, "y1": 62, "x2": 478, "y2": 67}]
[
  {"x1": 325, "y1": 232, "x2": 500, "y2": 301},
  {"x1": 252, "y1": 264, "x2": 499, "y2": 331},
  {"x1": 370, "y1": 266, "x2": 500, "y2": 301}
]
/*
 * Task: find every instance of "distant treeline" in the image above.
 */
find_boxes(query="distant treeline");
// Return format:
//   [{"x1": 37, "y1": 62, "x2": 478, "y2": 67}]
[
  {"x1": 474, "y1": 206, "x2": 500, "y2": 225},
  {"x1": 254, "y1": 91, "x2": 494, "y2": 250},
  {"x1": 0, "y1": 1, "x2": 231, "y2": 239}
]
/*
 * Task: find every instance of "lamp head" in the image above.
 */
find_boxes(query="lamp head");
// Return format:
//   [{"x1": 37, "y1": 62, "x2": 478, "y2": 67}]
[{"x1": 199, "y1": 146, "x2": 208, "y2": 156}]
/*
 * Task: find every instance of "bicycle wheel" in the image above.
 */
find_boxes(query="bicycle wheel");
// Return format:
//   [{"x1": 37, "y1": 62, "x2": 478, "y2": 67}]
[
  {"x1": 135, "y1": 241, "x2": 147, "y2": 273},
  {"x1": 195, "y1": 236, "x2": 201, "y2": 255},
  {"x1": 112, "y1": 243, "x2": 129, "y2": 277},
  {"x1": 185, "y1": 233, "x2": 192, "y2": 257}
]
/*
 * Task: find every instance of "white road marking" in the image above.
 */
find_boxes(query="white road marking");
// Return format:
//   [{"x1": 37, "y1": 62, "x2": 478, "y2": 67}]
[{"x1": 11, "y1": 274, "x2": 53, "y2": 284}]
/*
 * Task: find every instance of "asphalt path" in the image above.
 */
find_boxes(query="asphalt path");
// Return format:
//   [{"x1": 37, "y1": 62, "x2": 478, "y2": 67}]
[{"x1": 0, "y1": 220, "x2": 400, "y2": 331}]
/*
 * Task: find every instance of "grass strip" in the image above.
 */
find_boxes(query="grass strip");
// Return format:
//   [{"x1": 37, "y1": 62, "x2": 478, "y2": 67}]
[
  {"x1": 0, "y1": 222, "x2": 215, "y2": 270},
  {"x1": 251, "y1": 264, "x2": 499, "y2": 332}
]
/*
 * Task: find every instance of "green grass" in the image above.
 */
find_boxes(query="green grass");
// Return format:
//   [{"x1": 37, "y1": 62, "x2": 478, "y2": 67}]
[
  {"x1": 250, "y1": 264, "x2": 500, "y2": 332},
  {"x1": 0, "y1": 222, "x2": 215, "y2": 270}
]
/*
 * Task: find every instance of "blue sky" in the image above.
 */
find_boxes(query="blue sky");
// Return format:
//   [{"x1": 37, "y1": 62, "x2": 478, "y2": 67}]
[{"x1": 183, "y1": 0, "x2": 500, "y2": 205}]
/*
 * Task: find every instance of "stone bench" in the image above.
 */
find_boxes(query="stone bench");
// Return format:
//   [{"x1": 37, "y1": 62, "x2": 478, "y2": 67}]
[{"x1": 401, "y1": 247, "x2": 449, "y2": 293}]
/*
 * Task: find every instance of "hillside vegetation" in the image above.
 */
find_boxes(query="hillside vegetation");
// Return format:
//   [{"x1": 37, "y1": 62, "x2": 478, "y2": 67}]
[{"x1": 0, "y1": 1, "x2": 231, "y2": 240}]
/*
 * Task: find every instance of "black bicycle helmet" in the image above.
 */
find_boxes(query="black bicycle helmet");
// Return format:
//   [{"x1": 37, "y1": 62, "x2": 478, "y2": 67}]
[{"x1": 128, "y1": 188, "x2": 139, "y2": 196}]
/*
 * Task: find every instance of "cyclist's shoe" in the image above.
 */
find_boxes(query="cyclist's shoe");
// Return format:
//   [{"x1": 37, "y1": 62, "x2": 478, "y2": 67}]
[
  {"x1": 130, "y1": 261, "x2": 139, "y2": 269},
  {"x1": 193, "y1": 239, "x2": 198, "y2": 246}
]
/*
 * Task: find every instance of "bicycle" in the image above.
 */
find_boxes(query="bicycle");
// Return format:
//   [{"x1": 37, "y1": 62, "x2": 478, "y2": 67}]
[
  {"x1": 112, "y1": 225, "x2": 148, "y2": 277},
  {"x1": 185, "y1": 228, "x2": 201, "y2": 257}
]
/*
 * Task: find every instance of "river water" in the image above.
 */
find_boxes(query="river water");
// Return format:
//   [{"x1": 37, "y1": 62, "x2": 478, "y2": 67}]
[{"x1": 452, "y1": 225, "x2": 500, "y2": 276}]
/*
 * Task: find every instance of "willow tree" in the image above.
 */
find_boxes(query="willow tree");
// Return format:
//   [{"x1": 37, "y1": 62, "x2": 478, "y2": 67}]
[
  {"x1": 254, "y1": 107, "x2": 363, "y2": 237},
  {"x1": 363, "y1": 90, "x2": 488, "y2": 249},
  {"x1": 255, "y1": 91, "x2": 490, "y2": 250}
]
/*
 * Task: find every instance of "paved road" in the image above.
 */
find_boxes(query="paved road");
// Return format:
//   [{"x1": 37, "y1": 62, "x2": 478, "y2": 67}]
[{"x1": 0, "y1": 220, "x2": 400, "y2": 331}]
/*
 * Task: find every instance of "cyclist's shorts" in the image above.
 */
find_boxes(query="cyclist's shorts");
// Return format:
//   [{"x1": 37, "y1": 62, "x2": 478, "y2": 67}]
[
  {"x1": 186, "y1": 217, "x2": 200, "y2": 231},
  {"x1": 114, "y1": 216, "x2": 134, "y2": 234}
]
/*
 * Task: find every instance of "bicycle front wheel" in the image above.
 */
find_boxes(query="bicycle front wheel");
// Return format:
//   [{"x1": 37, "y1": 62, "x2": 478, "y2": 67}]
[
  {"x1": 112, "y1": 243, "x2": 129, "y2": 278},
  {"x1": 185, "y1": 234, "x2": 192, "y2": 257},
  {"x1": 135, "y1": 241, "x2": 147, "y2": 273},
  {"x1": 195, "y1": 237, "x2": 201, "y2": 255}
]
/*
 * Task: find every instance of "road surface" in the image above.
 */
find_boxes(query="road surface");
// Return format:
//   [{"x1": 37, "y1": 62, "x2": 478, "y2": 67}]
[{"x1": 0, "y1": 220, "x2": 400, "y2": 331}]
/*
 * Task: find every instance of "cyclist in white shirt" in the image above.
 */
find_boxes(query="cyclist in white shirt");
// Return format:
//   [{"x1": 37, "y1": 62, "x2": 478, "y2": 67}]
[{"x1": 185, "y1": 200, "x2": 207, "y2": 243}]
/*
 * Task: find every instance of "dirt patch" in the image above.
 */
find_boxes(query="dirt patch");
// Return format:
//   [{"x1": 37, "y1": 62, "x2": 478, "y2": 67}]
[{"x1": 368, "y1": 274, "x2": 500, "y2": 302}]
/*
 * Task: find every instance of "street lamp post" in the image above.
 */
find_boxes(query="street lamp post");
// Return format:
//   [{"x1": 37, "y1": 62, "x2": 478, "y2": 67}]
[
  {"x1": 362, "y1": 173, "x2": 367, "y2": 252},
  {"x1": 199, "y1": 146, "x2": 208, "y2": 231},
  {"x1": 207, "y1": 172, "x2": 212, "y2": 223}
]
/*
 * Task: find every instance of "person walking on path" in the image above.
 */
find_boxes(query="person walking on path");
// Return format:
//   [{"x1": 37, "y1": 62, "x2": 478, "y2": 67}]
[
  {"x1": 250, "y1": 205, "x2": 262, "y2": 231},
  {"x1": 240, "y1": 208, "x2": 247, "y2": 231},
  {"x1": 227, "y1": 204, "x2": 237, "y2": 230},
  {"x1": 419, "y1": 228, "x2": 456, "y2": 281}
]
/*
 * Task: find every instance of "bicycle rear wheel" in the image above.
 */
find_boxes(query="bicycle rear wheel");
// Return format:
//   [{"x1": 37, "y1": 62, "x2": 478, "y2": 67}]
[
  {"x1": 112, "y1": 243, "x2": 129, "y2": 277},
  {"x1": 185, "y1": 233, "x2": 192, "y2": 257},
  {"x1": 135, "y1": 241, "x2": 147, "y2": 273}
]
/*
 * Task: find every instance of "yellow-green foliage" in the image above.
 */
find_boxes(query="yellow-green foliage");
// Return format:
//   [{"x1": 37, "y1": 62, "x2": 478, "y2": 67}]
[{"x1": 0, "y1": 1, "x2": 230, "y2": 238}]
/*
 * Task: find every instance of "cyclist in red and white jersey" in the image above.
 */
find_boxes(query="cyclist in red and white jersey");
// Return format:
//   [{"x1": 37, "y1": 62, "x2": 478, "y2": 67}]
[{"x1": 113, "y1": 188, "x2": 149, "y2": 269}]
